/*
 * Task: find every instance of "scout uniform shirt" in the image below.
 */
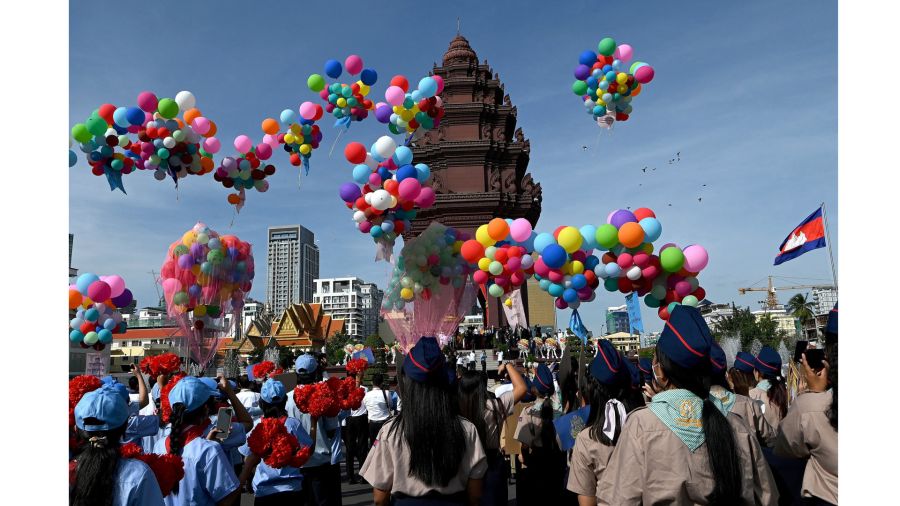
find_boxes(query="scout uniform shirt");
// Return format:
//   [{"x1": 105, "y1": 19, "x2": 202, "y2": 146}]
[
  {"x1": 566, "y1": 429, "x2": 616, "y2": 503},
  {"x1": 749, "y1": 383, "x2": 784, "y2": 430},
  {"x1": 732, "y1": 393, "x2": 775, "y2": 446},
  {"x1": 360, "y1": 417, "x2": 488, "y2": 497},
  {"x1": 514, "y1": 396, "x2": 562, "y2": 449},
  {"x1": 597, "y1": 406, "x2": 779, "y2": 505},
  {"x1": 238, "y1": 417, "x2": 313, "y2": 497},
  {"x1": 774, "y1": 391, "x2": 837, "y2": 505},
  {"x1": 483, "y1": 391, "x2": 516, "y2": 450},
  {"x1": 107, "y1": 457, "x2": 166, "y2": 506}
]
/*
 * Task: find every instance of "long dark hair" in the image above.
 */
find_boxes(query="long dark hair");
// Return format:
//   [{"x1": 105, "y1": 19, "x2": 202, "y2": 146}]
[
  {"x1": 757, "y1": 369, "x2": 788, "y2": 419},
  {"x1": 658, "y1": 346, "x2": 742, "y2": 504},
  {"x1": 71, "y1": 421, "x2": 127, "y2": 506},
  {"x1": 560, "y1": 355, "x2": 580, "y2": 414},
  {"x1": 728, "y1": 368, "x2": 754, "y2": 396},
  {"x1": 535, "y1": 381, "x2": 558, "y2": 450},
  {"x1": 827, "y1": 342, "x2": 838, "y2": 431},
  {"x1": 389, "y1": 365, "x2": 465, "y2": 487},
  {"x1": 583, "y1": 375, "x2": 627, "y2": 445},
  {"x1": 260, "y1": 397, "x2": 287, "y2": 418},
  {"x1": 457, "y1": 370, "x2": 489, "y2": 447}
]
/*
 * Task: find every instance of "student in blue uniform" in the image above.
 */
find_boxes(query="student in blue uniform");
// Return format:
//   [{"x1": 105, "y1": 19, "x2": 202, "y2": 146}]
[
  {"x1": 102, "y1": 376, "x2": 161, "y2": 445},
  {"x1": 285, "y1": 354, "x2": 343, "y2": 506},
  {"x1": 71, "y1": 385, "x2": 165, "y2": 506},
  {"x1": 239, "y1": 379, "x2": 315, "y2": 505},
  {"x1": 152, "y1": 377, "x2": 242, "y2": 506}
]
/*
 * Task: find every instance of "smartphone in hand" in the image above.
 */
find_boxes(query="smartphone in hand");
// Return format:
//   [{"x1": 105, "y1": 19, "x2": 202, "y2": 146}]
[
  {"x1": 805, "y1": 349, "x2": 826, "y2": 370},
  {"x1": 793, "y1": 340, "x2": 809, "y2": 363},
  {"x1": 215, "y1": 407, "x2": 233, "y2": 440}
]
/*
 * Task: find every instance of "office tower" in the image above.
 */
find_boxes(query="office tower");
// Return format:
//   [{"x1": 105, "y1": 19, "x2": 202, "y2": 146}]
[{"x1": 267, "y1": 225, "x2": 319, "y2": 316}]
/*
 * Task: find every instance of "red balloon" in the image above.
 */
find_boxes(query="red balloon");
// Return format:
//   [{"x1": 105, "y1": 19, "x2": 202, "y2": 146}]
[
  {"x1": 393, "y1": 221, "x2": 405, "y2": 234},
  {"x1": 98, "y1": 104, "x2": 116, "y2": 125},
  {"x1": 658, "y1": 306, "x2": 670, "y2": 320},
  {"x1": 460, "y1": 240, "x2": 485, "y2": 263},
  {"x1": 616, "y1": 112, "x2": 629, "y2": 121},
  {"x1": 552, "y1": 225, "x2": 566, "y2": 239},
  {"x1": 693, "y1": 287, "x2": 706, "y2": 301},
  {"x1": 344, "y1": 142, "x2": 367, "y2": 164},
  {"x1": 493, "y1": 248, "x2": 508, "y2": 263},
  {"x1": 617, "y1": 277, "x2": 631, "y2": 293},
  {"x1": 390, "y1": 75, "x2": 409, "y2": 92},
  {"x1": 633, "y1": 207, "x2": 656, "y2": 221}
]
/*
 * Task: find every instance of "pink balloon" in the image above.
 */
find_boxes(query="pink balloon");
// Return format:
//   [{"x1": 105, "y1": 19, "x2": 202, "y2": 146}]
[
  {"x1": 385, "y1": 86, "x2": 406, "y2": 106},
  {"x1": 634, "y1": 65, "x2": 655, "y2": 84},
  {"x1": 87, "y1": 281, "x2": 111, "y2": 302},
  {"x1": 358, "y1": 221, "x2": 373, "y2": 233},
  {"x1": 398, "y1": 178, "x2": 422, "y2": 201},
  {"x1": 548, "y1": 270, "x2": 564, "y2": 283},
  {"x1": 613, "y1": 44, "x2": 633, "y2": 63},
  {"x1": 506, "y1": 256, "x2": 522, "y2": 272},
  {"x1": 675, "y1": 281, "x2": 693, "y2": 297},
  {"x1": 616, "y1": 253, "x2": 634, "y2": 269},
  {"x1": 433, "y1": 75, "x2": 444, "y2": 94},
  {"x1": 509, "y1": 218, "x2": 532, "y2": 242},
  {"x1": 682, "y1": 245, "x2": 709, "y2": 272},
  {"x1": 473, "y1": 270, "x2": 489, "y2": 284},
  {"x1": 263, "y1": 134, "x2": 280, "y2": 148},
  {"x1": 510, "y1": 271, "x2": 525, "y2": 286},
  {"x1": 255, "y1": 143, "x2": 272, "y2": 160},
  {"x1": 203, "y1": 137, "x2": 221, "y2": 154},
  {"x1": 137, "y1": 91, "x2": 158, "y2": 112},
  {"x1": 191, "y1": 117, "x2": 211, "y2": 135},
  {"x1": 234, "y1": 135, "x2": 252, "y2": 154},
  {"x1": 345, "y1": 55, "x2": 363, "y2": 75},
  {"x1": 534, "y1": 258, "x2": 550, "y2": 278},
  {"x1": 105, "y1": 275, "x2": 126, "y2": 298},
  {"x1": 368, "y1": 173, "x2": 382, "y2": 186},
  {"x1": 414, "y1": 186, "x2": 435, "y2": 208},
  {"x1": 299, "y1": 101, "x2": 317, "y2": 120},
  {"x1": 555, "y1": 298, "x2": 569, "y2": 310}
]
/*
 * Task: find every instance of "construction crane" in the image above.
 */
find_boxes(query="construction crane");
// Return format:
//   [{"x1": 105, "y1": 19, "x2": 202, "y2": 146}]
[{"x1": 738, "y1": 276, "x2": 834, "y2": 310}]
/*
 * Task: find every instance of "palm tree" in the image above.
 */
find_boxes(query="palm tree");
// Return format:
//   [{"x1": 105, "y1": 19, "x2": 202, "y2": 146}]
[{"x1": 786, "y1": 293, "x2": 817, "y2": 339}]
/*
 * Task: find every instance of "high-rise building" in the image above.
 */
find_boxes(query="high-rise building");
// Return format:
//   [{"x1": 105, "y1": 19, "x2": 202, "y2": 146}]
[
  {"x1": 69, "y1": 234, "x2": 78, "y2": 279},
  {"x1": 313, "y1": 277, "x2": 383, "y2": 339},
  {"x1": 267, "y1": 225, "x2": 319, "y2": 317},
  {"x1": 811, "y1": 287, "x2": 838, "y2": 315},
  {"x1": 605, "y1": 305, "x2": 630, "y2": 335}
]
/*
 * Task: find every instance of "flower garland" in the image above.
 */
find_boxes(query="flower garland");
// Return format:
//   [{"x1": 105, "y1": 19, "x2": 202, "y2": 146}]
[
  {"x1": 139, "y1": 353, "x2": 182, "y2": 377},
  {"x1": 345, "y1": 358, "x2": 369, "y2": 376},
  {"x1": 160, "y1": 373, "x2": 186, "y2": 424},
  {"x1": 119, "y1": 442, "x2": 185, "y2": 496},
  {"x1": 292, "y1": 377, "x2": 364, "y2": 417},
  {"x1": 252, "y1": 361, "x2": 283, "y2": 380},
  {"x1": 246, "y1": 418, "x2": 313, "y2": 468}
]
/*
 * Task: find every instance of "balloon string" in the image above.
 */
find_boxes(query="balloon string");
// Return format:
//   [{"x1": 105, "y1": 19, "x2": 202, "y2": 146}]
[{"x1": 328, "y1": 128, "x2": 346, "y2": 158}]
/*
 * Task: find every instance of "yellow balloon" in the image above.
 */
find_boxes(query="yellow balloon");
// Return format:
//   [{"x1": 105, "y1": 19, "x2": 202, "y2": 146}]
[
  {"x1": 570, "y1": 260, "x2": 585, "y2": 274},
  {"x1": 642, "y1": 242, "x2": 654, "y2": 254},
  {"x1": 393, "y1": 105, "x2": 402, "y2": 114},
  {"x1": 504, "y1": 299, "x2": 513, "y2": 307},
  {"x1": 557, "y1": 226, "x2": 583, "y2": 253},
  {"x1": 476, "y1": 224, "x2": 496, "y2": 247},
  {"x1": 358, "y1": 83, "x2": 370, "y2": 95},
  {"x1": 411, "y1": 105, "x2": 420, "y2": 114},
  {"x1": 453, "y1": 240, "x2": 464, "y2": 253},
  {"x1": 561, "y1": 261, "x2": 572, "y2": 275},
  {"x1": 290, "y1": 124, "x2": 302, "y2": 135},
  {"x1": 82, "y1": 297, "x2": 93, "y2": 308},
  {"x1": 616, "y1": 72, "x2": 628, "y2": 84},
  {"x1": 597, "y1": 99, "x2": 606, "y2": 106},
  {"x1": 294, "y1": 134, "x2": 305, "y2": 144},
  {"x1": 190, "y1": 264, "x2": 201, "y2": 275},
  {"x1": 336, "y1": 97, "x2": 347, "y2": 108},
  {"x1": 197, "y1": 274, "x2": 210, "y2": 286},
  {"x1": 284, "y1": 133, "x2": 295, "y2": 144},
  {"x1": 478, "y1": 257, "x2": 492, "y2": 271},
  {"x1": 193, "y1": 305, "x2": 207, "y2": 317},
  {"x1": 299, "y1": 144, "x2": 311, "y2": 155},
  {"x1": 400, "y1": 110, "x2": 415, "y2": 122},
  {"x1": 182, "y1": 231, "x2": 195, "y2": 247},
  {"x1": 400, "y1": 287, "x2": 414, "y2": 300}
]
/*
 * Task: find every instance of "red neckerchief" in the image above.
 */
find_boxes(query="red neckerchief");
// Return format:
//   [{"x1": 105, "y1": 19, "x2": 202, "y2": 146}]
[{"x1": 165, "y1": 418, "x2": 212, "y2": 454}]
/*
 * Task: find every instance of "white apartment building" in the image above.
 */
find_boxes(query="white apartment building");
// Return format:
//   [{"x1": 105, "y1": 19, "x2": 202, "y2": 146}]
[
  {"x1": 313, "y1": 277, "x2": 383, "y2": 338},
  {"x1": 267, "y1": 225, "x2": 319, "y2": 317}
]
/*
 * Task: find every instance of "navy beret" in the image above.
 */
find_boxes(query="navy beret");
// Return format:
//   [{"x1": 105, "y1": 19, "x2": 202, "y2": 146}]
[
  {"x1": 658, "y1": 305, "x2": 713, "y2": 369},
  {"x1": 734, "y1": 351, "x2": 756, "y2": 373},
  {"x1": 403, "y1": 337, "x2": 448, "y2": 384},
  {"x1": 533, "y1": 363, "x2": 554, "y2": 395},
  {"x1": 590, "y1": 339, "x2": 624, "y2": 385},
  {"x1": 709, "y1": 341, "x2": 727, "y2": 375},
  {"x1": 755, "y1": 346, "x2": 782, "y2": 375}
]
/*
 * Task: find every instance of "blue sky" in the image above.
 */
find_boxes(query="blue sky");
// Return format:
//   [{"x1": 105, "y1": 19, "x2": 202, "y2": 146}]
[{"x1": 69, "y1": 0, "x2": 837, "y2": 333}]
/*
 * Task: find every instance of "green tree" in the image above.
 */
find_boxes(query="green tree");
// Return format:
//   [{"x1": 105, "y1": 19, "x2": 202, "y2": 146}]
[
  {"x1": 325, "y1": 332, "x2": 352, "y2": 366},
  {"x1": 786, "y1": 293, "x2": 817, "y2": 338},
  {"x1": 364, "y1": 334, "x2": 387, "y2": 381},
  {"x1": 711, "y1": 306, "x2": 788, "y2": 350}
]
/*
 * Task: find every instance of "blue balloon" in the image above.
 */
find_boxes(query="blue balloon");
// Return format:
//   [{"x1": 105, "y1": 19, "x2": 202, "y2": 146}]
[
  {"x1": 578, "y1": 50, "x2": 598, "y2": 66},
  {"x1": 414, "y1": 163, "x2": 430, "y2": 183},
  {"x1": 549, "y1": 283, "x2": 565, "y2": 297},
  {"x1": 112, "y1": 107, "x2": 129, "y2": 128},
  {"x1": 542, "y1": 244, "x2": 568, "y2": 269},
  {"x1": 584, "y1": 255, "x2": 600, "y2": 271},
  {"x1": 126, "y1": 107, "x2": 145, "y2": 126},
  {"x1": 639, "y1": 217, "x2": 662, "y2": 242},
  {"x1": 604, "y1": 263, "x2": 622, "y2": 277},
  {"x1": 352, "y1": 164, "x2": 371, "y2": 184},
  {"x1": 410, "y1": 90, "x2": 423, "y2": 102},
  {"x1": 84, "y1": 308, "x2": 100, "y2": 322},
  {"x1": 69, "y1": 150, "x2": 77, "y2": 167},
  {"x1": 70, "y1": 330, "x2": 84, "y2": 343},
  {"x1": 579, "y1": 225, "x2": 599, "y2": 250},
  {"x1": 538, "y1": 279, "x2": 551, "y2": 291},
  {"x1": 418, "y1": 76, "x2": 438, "y2": 98},
  {"x1": 370, "y1": 225, "x2": 383, "y2": 237},
  {"x1": 571, "y1": 274, "x2": 588, "y2": 290},
  {"x1": 360, "y1": 68, "x2": 378, "y2": 85},
  {"x1": 393, "y1": 146, "x2": 413, "y2": 166},
  {"x1": 521, "y1": 232, "x2": 537, "y2": 252},
  {"x1": 377, "y1": 167, "x2": 392, "y2": 181},
  {"x1": 605, "y1": 71, "x2": 617, "y2": 82},
  {"x1": 98, "y1": 329, "x2": 113, "y2": 344},
  {"x1": 103, "y1": 318, "x2": 116, "y2": 330},
  {"x1": 586, "y1": 76, "x2": 599, "y2": 88},
  {"x1": 381, "y1": 221, "x2": 394, "y2": 233},
  {"x1": 324, "y1": 59, "x2": 342, "y2": 78},
  {"x1": 75, "y1": 273, "x2": 99, "y2": 294},
  {"x1": 533, "y1": 233, "x2": 556, "y2": 254},
  {"x1": 280, "y1": 109, "x2": 297, "y2": 125},
  {"x1": 563, "y1": 288, "x2": 578, "y2": 303},
  {"x1": 396, "y1": 164, "x2": 417, "y2": 181}
]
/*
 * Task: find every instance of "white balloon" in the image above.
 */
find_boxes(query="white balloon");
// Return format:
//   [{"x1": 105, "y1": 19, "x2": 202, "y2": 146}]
[
  {"x1": 364, "y1": 193, "x2": 373, "y2": 205},
  {"x1": 373, "y1": 136, "x2": 397, "y2": 159},
  {"x1": 520, "y1": 255, "x2": 534, "y2": 269},
  {"x1": 370, "y1": 189, "x2": 392, "y2": 210},
  {"x1": 163, "y1": 137, "x2": 176, "y2": 149},
  {"x1": 353, "y1": 211, "x2": 367, "y2": 223},
  {"x1": 626, "y1": 265, "x2": 642, "y2": 280},
  {"x1": 175, "y1": 90, "x2": 196, "y2": 111},
  {"x1": 595, "y1": 265, "x2": 609, "y2": 279},
  {"x1": 365, "y1": 154, "x2": 379, "y2": 169}
]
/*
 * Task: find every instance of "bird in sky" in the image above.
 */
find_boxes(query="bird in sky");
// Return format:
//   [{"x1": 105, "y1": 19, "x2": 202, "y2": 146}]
[
  {"x1": 642, "y1": 166, "x2": 647, "y2": 173},
  {"x1": 582, "y1": 145, "x2": 588, "y2": 151},
  {"x1": 698, "y1": 197, "x2": 702, "y2": 203}
]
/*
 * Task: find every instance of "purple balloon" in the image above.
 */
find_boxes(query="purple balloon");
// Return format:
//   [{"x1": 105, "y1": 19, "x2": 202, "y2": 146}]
[
  {"x1": 609, "y1": 209, "x2": 638, "y2": 228},
  {"x1": 110, "y1": 288, "x2": 133, "y2": 308},
  {"x1": 178, "y1": 254, "x2": 193, "y2": 269},
  {"x1": 339, "y1": 183, "x2": 362, "y2": 203},
  {"x1": 574, "y1": 64, "x2": 591, "y2": 80},
  {"x1": 375, "y1": 104, "x2": 392, "y2": 124}
]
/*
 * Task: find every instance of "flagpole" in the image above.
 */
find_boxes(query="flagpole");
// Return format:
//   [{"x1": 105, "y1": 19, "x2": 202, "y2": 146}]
[{"x1": 820, "y1": 202, "x2": 838, "y2": 292}]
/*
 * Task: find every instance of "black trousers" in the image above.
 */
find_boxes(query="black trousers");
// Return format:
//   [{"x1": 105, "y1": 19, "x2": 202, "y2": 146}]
[
  {"x1": 344, "y1": 414, "x2": 368, "y2": 477},
  {"x1": 300, "y1": 463, "x2": 342, "y2": 506},
  {"x1": 255, "y1": 490, "x2": 305, "y2": 505},
  {"x1": 369, "y1": 419, "x2": 388, "y2": 442},
  {"x1": 480, "y1": 450, "x2": 508, "y2": 506}
]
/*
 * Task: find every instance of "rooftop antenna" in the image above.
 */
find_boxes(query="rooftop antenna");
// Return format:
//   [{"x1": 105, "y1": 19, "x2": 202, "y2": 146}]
[{"x1": 457, "y1": 17, "x2": 460, "y2": 35}]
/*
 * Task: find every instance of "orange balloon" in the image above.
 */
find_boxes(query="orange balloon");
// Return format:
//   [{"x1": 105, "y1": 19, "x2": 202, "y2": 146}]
[
  {"x1": 618, "y1": 222, "x2": 645, "y2": 248},
  {"x1": 68, "y1": 289, "x2": 83, "y2": 310},
  {"x1": 206, "y1": 121, "x2": 217, "y2": 137},
  {"x1": 183, "y1": 108, "x2": 202, "y2": 125},
  {"x1": 461, "y1": 240, "x2": 486, "y2": 263},
  {"x1": 174, "y1": 118, "x2": 184, "y2": 129},
  {"x1": 227, "y1": 194, "x2": 241, "y2": 205},
  {"x1": 631, "y1": 84, "x2": 642, "y2": 97},
  {"x1": 383, "y1": 179, "x2": 399, "y2": 195},
  {"x1": 487, "y1": 218, "x2": 510, "y2": 241},
  {"x1": 200, "y1": 156, "x2": 214, "y2": 172},
  {"x1": 261, "y1": 118, "x2": 279, "y2": 135}
]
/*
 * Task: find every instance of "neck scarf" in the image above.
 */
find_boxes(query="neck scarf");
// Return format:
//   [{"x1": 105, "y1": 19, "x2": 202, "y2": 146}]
[
  {"x1": 165, "y1": 418, "x2": 211, "y2": 454},
  {"x1": 756, "y1": 379, "x2": 772, "y2": 392},
  {"x1": 648, "y1": 389, "x2": 705, "y2": 452},
  {"x1": 709, "y1": 385, "x2": 736, "y2": 415}
]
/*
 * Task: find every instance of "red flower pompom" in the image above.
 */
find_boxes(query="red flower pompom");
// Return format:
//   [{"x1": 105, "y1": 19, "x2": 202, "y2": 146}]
[
  {"x1": 247, "y1": 418, "x2": 313, "y2": 469},
  {"x1": 69, "y1": 375, "x2": 103, "y2": 426},
  {"x1": 119, "y1": 442, "x2": 143, "y2": 459},
  {"x1": 160, "y1": 373, "x2": 186, "y2": 424},
  {"x1": 293, "y1": 384, "x2": 315, "y2": 413},
  {"x1": 253, "y1": 361, "x2": 276, "y2": 379},
  {"x1": 345, "y1": 358, "x2": 369, "y2": 376},
  {"x1": 338, "y1": 377, "x2": 365, "y2": 411},
  {"x1": 118, "y1": 442, "x2": 185, "y2": 496},
  {"x1": 140, "y1": 353, "x2": 182, "y2": 377}
]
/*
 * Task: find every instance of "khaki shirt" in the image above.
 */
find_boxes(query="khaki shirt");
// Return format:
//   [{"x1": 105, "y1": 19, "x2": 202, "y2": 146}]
[
  {"x1": 748, "y1": 387, "x2": 783, "y2": 430},
  {"x1": 732, "y1": 394, "x2": 776, "y2": 447},
  {"x1": 360, "y1": 417, "x2": 488, "y2": 497},
  {"x1": 514, "y1": 398, "x2": 552, "y2": 449},
  {"x1": 597, "y1": 406, "x2": 778, "y2": 505},
  {"x1": 484, "y1": 391, "x2": 516, "y2": 450},
  {"x1": 566, "y1": 429, "x2": 615, "y2": 502},
  {"x1": 774, "y1": 391, "x2": 837, "y2": 504}
]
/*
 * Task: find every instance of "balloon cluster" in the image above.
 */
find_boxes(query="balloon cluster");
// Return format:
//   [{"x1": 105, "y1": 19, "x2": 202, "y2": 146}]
[
  {"x1": 570, "y1": 37, "x2": 655, "y2": 126},
  {"x1": 339, "y1": 136, "x2": 436, "y2": 258},
  {"x1": 212, "y1": 134, "x2": 277, "y2": 209},
  {"x1": 268, "y1": 102, "x2": 324, "y2": 171},
  {"x1": 382, "y1": 223, "x2": 471, "y2": 309},
  {"x1": 375, "y1": 75, "x2": 445, "y2": 135},
  {"x1": 593, "y1": 208, "x2": 708, "y2": 320},
  {"x1": 68, "y1": 273, "x2": 132, "y2": 350},
  {"x1": 70, "y1": 91, "x2": 217, "y2": 192},
  {"x1": 307, "y1": 55, "x2": 378, "y2": 125},
  {"x1": 531, "y1": 226, "x2": 604, "y2": 310},
  {"x1": 461, "y1": 218, "x2": 537, "y2": 298}
]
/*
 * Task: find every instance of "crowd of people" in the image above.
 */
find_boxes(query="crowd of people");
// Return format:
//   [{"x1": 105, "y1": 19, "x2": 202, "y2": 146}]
[{"x1": 69, "y1": 304, "x2": 837, "y2": 505}]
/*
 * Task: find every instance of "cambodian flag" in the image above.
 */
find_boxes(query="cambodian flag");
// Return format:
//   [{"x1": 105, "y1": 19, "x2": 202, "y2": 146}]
[{"x1": 774, "y1": 207, "x2": 826, "y2": 265}]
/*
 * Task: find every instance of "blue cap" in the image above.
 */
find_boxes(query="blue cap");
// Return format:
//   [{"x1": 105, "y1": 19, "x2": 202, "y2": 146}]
[
  {"x1": 533, "y1": 363, "x2": 554, "y2": 395},
  {"x1": 709, "y1": 341, "x2": 727, "y2": 375},
  {"x1": 198, "y1": 377, "x2": 221, "y2": 399},
  {"x1": 589, "y1": 339, "x2": 624, "y2": 385},
  {"x1": 107, "y1": 381, "x2": 131, "y2": 404},
  {"x1": 168, "y1": 376, "x2": 212, "y2": 413},
  {"x1": 658, "y1": 305, "x2": 713, "y2": 369},
  {"x1": 826, "y1": 302, "x2": 838, "y2": 336},
  {"x1": 75, "y1": 386, "x2": 129, "y2": 431},
  {"x1": 522, "y1": 377, "x2": 536, "y2": 402},
  {"x1": 638, "y1": 358, "x2": 652, "y2": 377},
  {"x1": 623, "y1": 356, "x2": 640, "y2": 387},
  {"x1": 261, "y1": 379, "x2": 286, "y2": 403},
  {"x1": 403, "y1": 337, "x2": 447, "y2": 384},
  {"x1": 151, "y1": 382, "x2": 162, "y2": 401},
  {"x1": 755, "y1": 346, "x2": 782, "y2": 375},
  {"x1": 100, "y1": 375, "x2": 117, "y2": 386},
  {"x1": 734, "y1": 352, "x2": 756, "y2": 373},
  {"x1": 295, "y1": 354, "x2": 318, "y2": 374}
]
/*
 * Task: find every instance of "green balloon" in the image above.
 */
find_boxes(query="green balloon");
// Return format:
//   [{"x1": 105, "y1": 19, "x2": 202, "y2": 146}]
[
  {"x1": 644, "y1": 294, "x2": 661, "y2": 308},
  {"x1": 630, "y1": 61, "x2": 647, "y2": 74},
  {"x1": 307, "y1": 74, "x2": 326, "y2": 92},
  {"x1": 85, "y1": 115, "x2": 108, "y2": 137},
  {"x1": 667, "y1": 302, "x2": 680, "y2": 313},
  {"x1": 597, "y1": 37, "x2": 617, "y2": 56},
  {"x1": 489, "y1": 261, "x2": 503, "y2": 276},
  {"x1": 682, "y1": 295, "x2": 699, "y2": 307},
  {"x1": 157, "y1": 98, "x2": 179, "y2": 119},
  {"x1": 572, "y1": 80, "x2": 588, "y2": 96},
  {"x1": 660, "y1": 247, "x2": 685, "y2": 272},
  {"x1": 595, "y1": 224, "x2": 620, "y2": 249},
  {"x1": 173, "y1": 291, "x2": 189, "y2": 305},
  {"x1": 71, "y1": 123, "x2": 91, "y2": 143},
  {"x1": 604, "y1": 277, "x2": 618, "y2": 292},
  {"x1": 110, "y1": 159, "x2": 123, "y2": 171},
  {"x1": 388, "y1": 123, "x2": 401, "y2": 135},
  {"x1": 488, "y1": 284, "x2": 504, "y2": 298}
]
